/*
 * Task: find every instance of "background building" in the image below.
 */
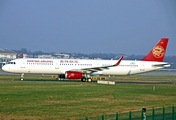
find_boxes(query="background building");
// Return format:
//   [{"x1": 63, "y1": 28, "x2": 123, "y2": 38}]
[
  {"x1": 0, "y1": 49, "x2": 17, "y2": 59},
  {"x1": 53, "y1": 54, "x2": 70, "y2": 59},
  {"x1": 0, "y1": 49, "x2": 17, "y2": 67}
]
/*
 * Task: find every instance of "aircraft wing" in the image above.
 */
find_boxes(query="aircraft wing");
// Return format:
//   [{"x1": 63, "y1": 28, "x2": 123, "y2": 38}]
[{"x1": 70, "y1": 56, "x2": 123, "y2": 73}]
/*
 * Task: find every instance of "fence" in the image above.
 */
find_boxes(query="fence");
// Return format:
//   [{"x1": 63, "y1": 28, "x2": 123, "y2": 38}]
[{"x1": 77, "y1": 106, "x2": 176, "y2": 120}]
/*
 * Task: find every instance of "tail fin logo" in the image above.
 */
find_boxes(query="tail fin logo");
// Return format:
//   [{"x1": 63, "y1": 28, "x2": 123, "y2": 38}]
[
  {"x1": 152, "y1": 45, "x2": 165, "y2": 58},
  {"x1": 141, "y1": 38, "x2": 168, "y2": 62}
]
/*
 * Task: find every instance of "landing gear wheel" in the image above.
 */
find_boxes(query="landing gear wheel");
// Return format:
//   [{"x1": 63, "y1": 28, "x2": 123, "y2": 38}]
[
  {"x1": 87, "y1": 78, "x2": 92, "y2": 82},
  {"x1": 21, "y1": 73, "x2": 24, "y2": 81},
  {"x1": 81, "y1": 78, "x2": 86, "y2": 82}
]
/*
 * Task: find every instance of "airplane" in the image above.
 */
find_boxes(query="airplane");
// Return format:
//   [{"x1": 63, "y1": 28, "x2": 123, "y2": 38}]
[{"x1": 2, "y1": 38, "x2": 171, "y2": 82}]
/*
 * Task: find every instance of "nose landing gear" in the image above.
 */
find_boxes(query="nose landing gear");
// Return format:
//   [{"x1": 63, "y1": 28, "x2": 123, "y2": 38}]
[{"x1": 21, "y1": 73, "x2": 24, "y2": 81}]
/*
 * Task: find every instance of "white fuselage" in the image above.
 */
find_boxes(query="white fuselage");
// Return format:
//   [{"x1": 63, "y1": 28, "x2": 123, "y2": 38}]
[{"x1": 2, "y1": 58, "x2": 169, "y2": 75}]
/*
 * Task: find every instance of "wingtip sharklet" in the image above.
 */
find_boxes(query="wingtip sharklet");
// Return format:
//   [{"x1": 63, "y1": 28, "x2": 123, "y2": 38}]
[{"x1": 115, "y1": 56, "x2": 123, "y2": 66}]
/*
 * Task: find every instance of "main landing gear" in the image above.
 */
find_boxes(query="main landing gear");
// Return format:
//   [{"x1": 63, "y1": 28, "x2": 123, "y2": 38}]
[{"x1": 81, "y1": 77, "x2": 92, "y2": 82}]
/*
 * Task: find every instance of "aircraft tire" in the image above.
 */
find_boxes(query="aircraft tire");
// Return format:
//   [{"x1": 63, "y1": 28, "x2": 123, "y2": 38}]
[
  {"x1": 81, "y1": 78, "x2": 86, "y2": 82},
  {"x1": 87, "y1": 78, "x2": 92, "y2": 82}
]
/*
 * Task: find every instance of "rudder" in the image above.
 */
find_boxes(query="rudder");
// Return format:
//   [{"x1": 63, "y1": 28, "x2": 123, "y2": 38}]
[{"x1": 141, "y1": 38, "x2": 169, "y2": 62}]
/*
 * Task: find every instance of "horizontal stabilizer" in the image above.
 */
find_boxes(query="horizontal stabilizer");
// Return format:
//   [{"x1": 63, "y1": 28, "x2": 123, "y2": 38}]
[{"x1": 152, "y1": 63, "x2": 172, "y2": 68}]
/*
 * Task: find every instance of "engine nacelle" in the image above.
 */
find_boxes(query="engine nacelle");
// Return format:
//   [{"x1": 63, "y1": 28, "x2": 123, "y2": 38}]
[{"x1": 65, "y1": 71, "x2": 83, "y2": 79}]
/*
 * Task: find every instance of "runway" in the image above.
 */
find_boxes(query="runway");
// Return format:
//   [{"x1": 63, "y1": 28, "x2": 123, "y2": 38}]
[
  {"x1": 139, "y1": 72, "x2": 176, "y2": 75},
  {"x1": 0, "y1": 71, "x2": 20, "y2": 75},
  {"x1": 0, "y1": 70, "x2": 175, "y2": 85},
  {"x1": 0, "y1": 71, "x2": 176, "y2": 75}
]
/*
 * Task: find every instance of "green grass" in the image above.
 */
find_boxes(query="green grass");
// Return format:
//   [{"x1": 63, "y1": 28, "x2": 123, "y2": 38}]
[{"x1": 0, "y1": 74, "x2": 176, "y2": 120}]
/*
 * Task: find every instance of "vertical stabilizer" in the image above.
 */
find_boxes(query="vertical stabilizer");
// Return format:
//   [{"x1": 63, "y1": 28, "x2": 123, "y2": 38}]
[{"x1": 141, "y1": 38, "x2": 169, "y2": 62}]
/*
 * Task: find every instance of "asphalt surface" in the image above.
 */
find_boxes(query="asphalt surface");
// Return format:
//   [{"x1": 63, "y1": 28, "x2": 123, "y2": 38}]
[
  {"x1": 1, "y1": 71, "x2": 176, "y2": 75},
  {"x1": 0, "y1": 71, "x2": 20, "y2": 75},
  {"x1": 0, "y1": 71, "x2": 175, "y2": 85}
]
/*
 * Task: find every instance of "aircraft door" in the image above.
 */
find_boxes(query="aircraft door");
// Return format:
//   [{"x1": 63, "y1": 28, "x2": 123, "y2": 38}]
[
  {"x1": 140, "y1": 62, "x2": 145, "y2": 71},
  {"x1": 20, "y1": 59, "x2": 26, "y2": 68},
  {"x1": 55, "y1": 60, "x2": 60, "y2": 69},
  {"x1": 96, "y1": 62, "x2": 101, "y2": 67}
]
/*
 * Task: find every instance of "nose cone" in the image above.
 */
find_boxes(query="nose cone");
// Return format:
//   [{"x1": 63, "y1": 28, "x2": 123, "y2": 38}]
[{"x1": 2, "y1": 65, "x2": 8, "y2": 72}]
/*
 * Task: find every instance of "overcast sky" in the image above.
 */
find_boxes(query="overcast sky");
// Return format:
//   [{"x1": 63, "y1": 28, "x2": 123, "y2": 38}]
[{"x1": 0, "y1": 0, "x2": 176, "y2": 56}]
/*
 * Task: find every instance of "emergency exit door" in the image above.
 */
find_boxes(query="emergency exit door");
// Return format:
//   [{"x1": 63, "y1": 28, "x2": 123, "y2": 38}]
[
  {"x1": 140, "y1": 62, "x2": 145, "y2": 71},
  {"x1": 20, "y1": 59, "x2": 26, "y2": 68},
  {"x1": 55, "y1": 60, "x2": 59, "y2": 69}
]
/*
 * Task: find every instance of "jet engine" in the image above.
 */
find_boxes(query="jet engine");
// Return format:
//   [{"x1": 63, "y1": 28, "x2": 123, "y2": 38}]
[
  {"x1": 58, "y1": 71, "x2": 83, "y2": 79},
  {"x1": 65, "y1": 71, "x2": 83, "y2": 79}
]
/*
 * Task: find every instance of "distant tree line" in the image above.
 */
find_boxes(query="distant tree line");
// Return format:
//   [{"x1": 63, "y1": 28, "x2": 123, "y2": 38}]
[
  {"x1": 12, "y1": 48, "x2": 55, "y2": 55},
  {"x1": 12, "y1": 48, "x2": 176, "y2": 69}
]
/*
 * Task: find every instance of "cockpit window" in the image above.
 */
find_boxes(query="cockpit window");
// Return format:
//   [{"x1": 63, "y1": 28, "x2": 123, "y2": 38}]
[{"x1": 8, "y1": 62, "x2": 16, "y2": 64}]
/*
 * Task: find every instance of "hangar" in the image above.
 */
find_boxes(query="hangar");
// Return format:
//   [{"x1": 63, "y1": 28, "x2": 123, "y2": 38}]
[{"x1": 0, "y1": 49, "x2": 17, "y2": 67}]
